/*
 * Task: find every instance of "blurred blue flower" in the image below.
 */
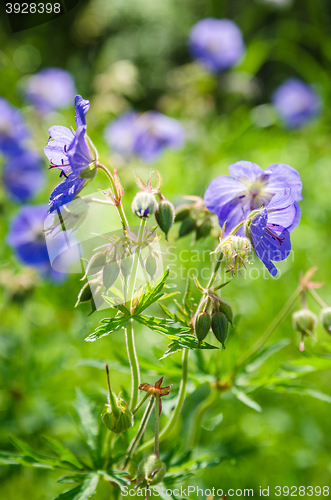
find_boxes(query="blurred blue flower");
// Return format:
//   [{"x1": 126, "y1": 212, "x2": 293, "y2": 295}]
[
  {"x1": 104, "y1": 111, "x2": 184, "y2": 163},
  {"x1": 188, "y1": 18, "x2": 245, "y2": 73},
  {"x1": 44, "y1": 95, "x2": 96, "y2": 212},
  {"x1": 0, "y1": 98, "x2": 29, "y2": 154},
  {"x1": 204, "y1": 161, "x2": 302, "y2": 235},
  {"x1": 2, "y1": 149, "x2": 45, "y2": 203},
  {"x1": 272, "y1": 79, "x2": 320, "y2": 128},
  {"x1": 25, "y1": 68, "x2": 76, "y2": 113},
  {"x1": 247, "y1": 189, "x2": 299, "y2": 276}
]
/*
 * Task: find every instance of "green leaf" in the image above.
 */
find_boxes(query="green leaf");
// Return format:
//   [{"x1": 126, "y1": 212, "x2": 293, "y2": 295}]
[
  {"x1": 57, "y1": 474, "x2": 90, "y2": 484},
  {"x1": 73, "y1": 390, "x2": 101, "y2": 468},
  {"x1": 10, "y1": 437, "x2": 66, "y2": 469},
  {"x1": 54, "y1": 473, "x2": 99, "y2": 500},
  {"x1": 161, "y1": 334, "x2": 218, "y2": 359},
  {"x1": 231, "y1": 387, "x2": 262, "y2": 413},
  {"x1": 183, "y1": 278, "x2": 192, "y2": 313},
  {"x1": 97, "y1": 469, "x2": 131, "y2": 487},
  {"x1": 243, "y1": 339, "x2": 291, "y2": 373},
  {"x1": 133, "y1": 269, "x2": 170, "y2": 315},
  {"x1": 85, "y1": 315, "x2": 130, "y2": 342},
  {"x1": 158, "y1": 303, "x2": 176, "y2": 320},
  {"x1": 134, "y1": 315, "x2": 192, "y2": 335},
  {"x1": 43, "y1": 437, "x2": 85, "y2": 470},
  {"x1": 269, "y1": 384, "x2": 331, "y2": 404}
]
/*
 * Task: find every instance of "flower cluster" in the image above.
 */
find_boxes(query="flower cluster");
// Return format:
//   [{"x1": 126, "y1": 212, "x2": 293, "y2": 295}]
[
  {"x1": 204, "y1": 161, "x2": 302, "y2": 275},
  {"x1": 104, "y1": 111, "x2": 184, "y2": 163},
  {"x1": 0, "y1": 98, "x2": 45, "y2": 202},
  {"x1": 44, "y1": 95, "x2": 97, "y2": 213}
]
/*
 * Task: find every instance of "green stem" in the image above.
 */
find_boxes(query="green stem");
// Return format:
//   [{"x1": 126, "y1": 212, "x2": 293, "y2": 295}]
[
  {"x1": 309, "y1": 288, "x2": 328, "y2": 309},
  {"x1": 137, "y1": 348, "x2": 189, "y2": 453},
  {"x1": 154, "y1": 394, "x2": 160, "y2": 457},
  {"x1": 186, "y1": 388, "x2": 220, "y2": 450},
  {"x1": 132, "y1": 392, "x2": 152, "y2": 416},
  {"x1": 124, "y1": 397, "x2": 155, "y2": 469},
  {"x1": 237, "y1": 286, "x2": 302, "y2": 368}
]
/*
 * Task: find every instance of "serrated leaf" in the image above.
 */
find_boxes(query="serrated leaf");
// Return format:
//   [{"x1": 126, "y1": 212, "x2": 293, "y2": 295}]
[
  {"x1": 243, "y1": 339, "x2": 291, "y2": 374},
  {"x1": 43, "y1": 437, "x2": 85, "y2": 470},
  {"x1": 160, "y1": 335, "x2": 218, "y2": 359},
  {"x1": 73, "y1": 390, "x2": 101, "y2": 468},
  {"x1": 158, "y1": 303, "x2": 176, "y2": 320},
  {"x1": 85, "y1": 315, "x2": 130, "y2": 342},
  {"x1": 231, "y1": 387, "x2": 262, "y2": 413},
  {"x1": 97, "y1": 469, "x2": 131, "y2": 487},
  {"x1": 57, "y1": 474, "x2": 89, "y2": 484},
  {"x1": 183, "y1": 278, "x2": 192, "y2": 313},
  {"x1": 134, "y1": 315, "x2": 192, "y2": 335},
  {"x1": 10, "y1": 437, "x2": 65, "y2": 469},
  {"x1": 54, "y1": 473, "x2": 99, "y2": 500},
  {"x1": 133, "y1": 269, "x2": 170, "y2": 315}
]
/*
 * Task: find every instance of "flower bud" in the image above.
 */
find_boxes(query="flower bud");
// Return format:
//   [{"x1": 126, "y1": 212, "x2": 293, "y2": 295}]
[
  {"x1": 292, "y1": 309, "x2": 318, "y2": 335},
  {"x1": 220, "y1": 235, "x2": 251, "y2": 273},
  {"x1": 196, "y1": 218, "x2": 212, "y2": 240},
  {"x1": 102, "y1": 391, "x2": 134, "y2": 434},
  {"x1": 155, "y1": 200, "x2": 175, "y2": 240},
  {"x1": 102, "y1": 260, "x2": 120, "y2": 290},
  {"x1": 320, "y1": 307, "x2": 331, "y2": 334},
  {"x1": 75, "y1": 282, "x2": 92, "y2": 307},
  {"x1": 175, "y1": 206, "x2": 191, "y2": 222},
  {"x1": 211, "y1": 312, "x2": 228, "y2": 348},
  {"x1": 138, "y1": 454, "x2": 166, "y2": 485},
  {"x1": 145, "y1": 254, "x2": 157, "y2": 278},
  {"x1": 178, "y1": 216, "x2": 196, "y2": 238},
  {"x1": 194, "y1": 312, "x2": 211, "y2": 343},
  {"x1": 132, "y1": 192, "x2": 157, "y2": 218},
  {"x1": 218, "y1": 300, "x2": 234, "y2": 326}
]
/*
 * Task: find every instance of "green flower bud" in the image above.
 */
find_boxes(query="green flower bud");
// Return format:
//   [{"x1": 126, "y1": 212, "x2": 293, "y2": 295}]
[
  {"x1": 145, "y1": 254, "x2": 157, "y2": 278},
  {"x1": 196, "y1": 218, "x2": 212, "y2": 240},
  {"x1": 80, "y1": 161, "x2": 98, "y2": 180},
  {"x1": 211, "y1": 312, "x2": 228, "y2": 348},
  {"x1": 320, "y1": 307, "x2": 331, "y2": 335},
  {"x1": 292, "y1": 309, "x2": 318, "y2": 335},
  {"x1": 178, "y1": 216, "x2": 197, "y2": 238},
  {"x1": 132, "y1": 192, "x2": 157, "y2": 218},
  {"x1": 155, "y1": 200, "x2": 175, "y2": 240},
  {"x1": 194, "y1": 312, "x2": 211, "y2": 343},
  {"x1": 102, "y1": 391, "x2": 133, "y2": 434},
  {"x1": 103, "y1": 261, "x2": 120, "y2": 290},
  {"x1": 138, "y1": 454, "x2": 166, "y2": 485},
  {"x1": 218, "y1": 300, "x2": 234, "y2": 326},
  {"x1": 175, "y1": 206, "x2": 191, "y2": 222}
]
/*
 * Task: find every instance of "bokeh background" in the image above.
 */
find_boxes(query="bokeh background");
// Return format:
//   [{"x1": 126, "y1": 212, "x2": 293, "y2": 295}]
[{"x1": 1, "y1": 0, "x2": 331, "y2": 498}]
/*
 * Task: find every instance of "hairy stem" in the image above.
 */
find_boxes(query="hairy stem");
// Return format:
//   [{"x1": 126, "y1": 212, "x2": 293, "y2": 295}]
[
  {"x1": 97, "y1": 162, "x2": 129, "y2": 229},
  {"x1": 124, "y1": 397, "x2": 155, "y2": 469},
  {"x1": 154, "y1": 393, "x2": 160, "y2": 457},
  {"x1": 137, "y1": 348, "x2": 189, "y2": 453},
  {"x1": 309, "y1": 288, "x2": 328, "y2": 308}
]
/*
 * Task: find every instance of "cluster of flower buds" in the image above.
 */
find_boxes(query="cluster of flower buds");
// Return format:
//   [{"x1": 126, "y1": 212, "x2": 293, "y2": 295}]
[
  {"x1": 292, "y1": 308, "x2": 318, "y2": 352},
  {"x1": 194, "y1": 294, "x2": 233, "y2": 349},
  {"x1": 131, "y1": 171, "x2": 175, "y2": 240},
  {"x1": 102, "y1": 365, "x2": 134, "y2": 433},
  {"x1": 175, "y1": 196, "x2": 215, "y2": 241}
]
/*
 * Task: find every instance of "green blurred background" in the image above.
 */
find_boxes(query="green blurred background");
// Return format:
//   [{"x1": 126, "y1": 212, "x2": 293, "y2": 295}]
[{"x1": 1, "y1": 0, "x2": 331, "y2": 498}]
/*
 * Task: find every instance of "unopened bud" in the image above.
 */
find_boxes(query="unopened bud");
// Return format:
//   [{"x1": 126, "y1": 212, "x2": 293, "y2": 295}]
[
  {"x1": 211, "y1": 312, "x2": 228, "y2": 348},
  {"x1": 103, "y1": 261, "x2": 120, "y2": 290},
  {"x1": 178, "y1": 216, "x2": 196, "y2": 238},
  {"x1": 218, "y1": 300, "x2": 234, "y2": 326},
  {"x1": 292, "y1": 309, "x2": 318, "y2": 335},
  {"x1": 145, "y1": 254, "x2": 157, "y2": 278},
  {"x1": 138, "y1": 454, "x2": 166, "y2": 485},
  {"x1": 320, "y1": 307, "x2": 331, "y2": 335},
  {"x1": 132, "y1": 192, "x2": 157, "y2": 218},
  {"x1": 196, "y1": 218, "x2": 212, "y2": 240},
  {"x1": 102, "y1": 366, "x2": 134, "y2": 433},
  {"x1": 155, "y1": 200, "x2": 175, "y2": 240},
  {"x1": 175, "y1": 206, "x2": 191, "y2": 222},
  {"x1": 194, "y1": 312, "x2": 211, "y2": 343}
]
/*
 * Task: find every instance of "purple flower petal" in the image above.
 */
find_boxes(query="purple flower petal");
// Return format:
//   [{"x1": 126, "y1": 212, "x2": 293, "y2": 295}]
[
  {"x1": 228, "y1": 160, "x2": 264, "y2": 182},
  {"x1": 49, "y1": 174, "x2": 86, "y2": 213},
  {"x1": 264, "y1": 163, "x2": 303, "y2": 201},
  {"x1": 67, "y1": 126, "x2": 94, "y2": 176},
  {"x1": 75, "y1": 95, "x2": 90, "y2": 129},
  {"x1": 44, "y1": 125, "x2": 74, "y2": 173},
  {"x1": 25, "y1": 68, "x2": 76, "y2": 113}
]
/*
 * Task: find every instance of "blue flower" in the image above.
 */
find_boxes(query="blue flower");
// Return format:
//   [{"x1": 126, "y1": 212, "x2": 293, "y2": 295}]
[
  {"x1": 2, "y1": 148, "x2": 45, "y2": 203},
  {"x1": 104, "y1": 111, "x2": 184, "y2": 163},
  {"x1": 44, "y1": 95, "x2": 96, "y2": 212},
  {"x1": 25, "y1": 68, "x2": 76, "y2": 113},
  {"x1": 0, "y1": 98, "x2": 29, "y2": 155},
  {"x1": 204, "y1": 161, "x2": 302, "y2": 235},
  {"x1": 272, "y1": 79, "x2": 320, "y2": 128},
  {"x1": 189, "y1": 18, "x2": 245, "y2": 73},
  {"x1": 246, "y1": 189, "x2": 300, "y2": 276}
]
